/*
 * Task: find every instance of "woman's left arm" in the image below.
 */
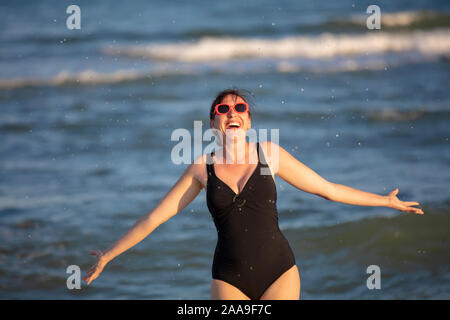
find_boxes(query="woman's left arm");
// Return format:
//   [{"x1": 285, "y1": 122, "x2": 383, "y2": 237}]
[{"x1": 264, "y1": 141, "x2": 423, "y2": 215}]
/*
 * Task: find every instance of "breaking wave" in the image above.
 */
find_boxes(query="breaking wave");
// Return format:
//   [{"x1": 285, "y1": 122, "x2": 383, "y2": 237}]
[{"x1": 103, "y1": 29, "x2": 450, "y2": 62}]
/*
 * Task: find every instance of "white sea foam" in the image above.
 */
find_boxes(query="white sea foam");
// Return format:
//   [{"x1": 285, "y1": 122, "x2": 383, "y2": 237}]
[
  {"x1": 103, "y1": 29, "x2": 450, "y2": 62},
  {"x1": 275, "y1": 59, "x2": 389, "y2": 73},
  {"x1": 0, "y1": 70, "x2": 143, "y2": 89},
  {"x1": 0, "y1": 67, "x2": 196, "y2": 89},
  {"x1": 347, "y1": 10, "x2": 449, "y2": 27},
  {"x1": 1, "y1": 28, "x2": 449, "y2": 89}
]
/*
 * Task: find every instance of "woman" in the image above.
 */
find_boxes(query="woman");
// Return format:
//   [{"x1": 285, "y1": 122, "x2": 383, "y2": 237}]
[{"x1": 83, "y1": 88, "x2": 424, "y2": 300}]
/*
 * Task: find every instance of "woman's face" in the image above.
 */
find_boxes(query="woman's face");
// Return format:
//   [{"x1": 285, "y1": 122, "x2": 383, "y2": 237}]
[{"x1": 210, "y1": 94, "x2": 251, "y2": 136}]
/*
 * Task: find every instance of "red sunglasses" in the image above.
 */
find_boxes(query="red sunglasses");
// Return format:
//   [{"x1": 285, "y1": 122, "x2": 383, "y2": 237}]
[{"x1": 214, "y1": 102, "x2": 249, "y2": 115}]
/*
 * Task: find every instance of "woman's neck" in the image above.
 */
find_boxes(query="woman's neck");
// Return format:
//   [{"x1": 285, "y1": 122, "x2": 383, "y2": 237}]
[{"x1": 220, "y1": 136, "x2": 249, "y2": 165}]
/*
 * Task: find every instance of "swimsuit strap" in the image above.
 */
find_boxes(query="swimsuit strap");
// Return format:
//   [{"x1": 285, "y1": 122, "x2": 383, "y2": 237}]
[
  {"x1": 257, "y1": 142, "x2": 270, "y2": 167},
  {"x1": 256, "y1": 142, "x2": 260, "y2": 162},
  {"x1": 206, "y1": 151, "x2": 215, "y2": 177}
]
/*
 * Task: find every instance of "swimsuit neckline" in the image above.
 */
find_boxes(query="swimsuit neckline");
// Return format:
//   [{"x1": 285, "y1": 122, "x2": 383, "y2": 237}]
[
  {"x1": 212, "y1": 160, "x2": 259, "y2": 196},
  {"x1": 210, "y1": 142, "x2": 260, "y2": 196}
]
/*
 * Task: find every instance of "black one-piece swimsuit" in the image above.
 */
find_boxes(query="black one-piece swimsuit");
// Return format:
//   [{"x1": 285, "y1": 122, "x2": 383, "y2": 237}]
[{"x1": 206, "y1": 142, "x2": 296, "y2": 300}]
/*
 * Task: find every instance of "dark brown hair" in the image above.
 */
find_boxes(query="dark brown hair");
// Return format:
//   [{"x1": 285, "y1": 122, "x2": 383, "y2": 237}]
[{"x1": 209, "y1": 88, "x2": 254, "y2": 121}]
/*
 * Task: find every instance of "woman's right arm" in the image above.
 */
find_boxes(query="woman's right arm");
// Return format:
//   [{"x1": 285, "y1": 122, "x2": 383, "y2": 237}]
[{"x1": 84, "y1": 163, "x2": 204, "y2": 285}]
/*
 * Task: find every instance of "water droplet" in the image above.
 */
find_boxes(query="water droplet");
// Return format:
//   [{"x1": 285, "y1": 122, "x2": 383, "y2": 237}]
[{"x1": 249, "y1": 266, "x2": 253, "y2": 270}]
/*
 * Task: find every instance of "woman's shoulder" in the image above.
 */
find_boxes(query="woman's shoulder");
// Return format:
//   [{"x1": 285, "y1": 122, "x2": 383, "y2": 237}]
[
  {"x1": 189, "y1": 154, "x2": 209, "y2": 171},
  {"x1": 187, "y1": 153, "x2": 210, "y2": 189},
  {"x1": 258, "y1": 140, "x2": 280, "y2": 158},
  {"x1": 257, "y1": 140, "x2": 282, "y2": 175}
]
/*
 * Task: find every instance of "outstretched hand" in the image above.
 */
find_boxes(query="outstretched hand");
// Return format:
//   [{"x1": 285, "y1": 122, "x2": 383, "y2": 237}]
[
  {"x1": 83, "y1": 250, "x2": 107, "y2": 286},
  {"x1": 387, "y1": 188, "x2": 424, "y2": 214}
]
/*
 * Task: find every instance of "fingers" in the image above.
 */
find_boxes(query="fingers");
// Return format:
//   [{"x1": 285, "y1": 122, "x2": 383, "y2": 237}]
[
  {"x1": 84, "y1": 271, "x2": 95, "y2": 283},
  {"x1": 86, "y1": 268, "x2": 95, "y2": 276},
  {"x1": 394, "y1": 196, "x2": 423, "y2": 214},
  {"x1": 83, "y1": 250, "x2": 103, "y2": 285},
  {"x1": 83, "y1": 275, "x2": 95, "y2": 285},
  {"x1": 83, "y1": 271, "x2": 99, "y2": 285},
  {"x1": 84, "y1": 269, "x2": 97, "y2": 278},
  {"x1": 402, "y1": 206, "x2": 424, "y2": 214},
  {"x1": 84, "y1": 250, "x2": 106, "y2": 286},
  {"x1": 86, "y1": 264, "x2": 99, "y2": 274},
  {"x1": 403, "y1": 201, "x2": 424, "y2": 214},
  {"x1": 83, "y1": 275, "x2": 91, "y2": 283},
  {"x1": 85, "y1": 250, "x2": 105, "y2": 286},
  {"x1": 387, "y1": 189, "x2": 422, "y2": 214}
]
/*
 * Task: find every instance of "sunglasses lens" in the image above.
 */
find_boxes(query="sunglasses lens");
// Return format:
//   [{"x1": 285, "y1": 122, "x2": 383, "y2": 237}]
[
  {"x1": 235, "y1": 103, "x2": 247, "y2": 113},
  {"x1": 217, "y1": 104, "x2": 230, "y2": 114}
]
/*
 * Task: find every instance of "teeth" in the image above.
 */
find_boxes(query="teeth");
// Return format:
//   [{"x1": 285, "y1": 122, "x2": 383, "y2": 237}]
[{"x1": 227, "y1": 122, "x2": 240, "y2": 128}]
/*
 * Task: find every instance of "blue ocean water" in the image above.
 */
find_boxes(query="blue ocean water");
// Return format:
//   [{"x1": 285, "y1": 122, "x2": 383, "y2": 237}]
[{"x1": 0, "y1": 0, "x2": 449, "y2": 299}]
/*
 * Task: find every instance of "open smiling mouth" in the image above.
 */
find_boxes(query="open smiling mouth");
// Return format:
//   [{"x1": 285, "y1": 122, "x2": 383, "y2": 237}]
[{"x1": 226, "y1": 122, "x2": 242, "y2": 129}]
